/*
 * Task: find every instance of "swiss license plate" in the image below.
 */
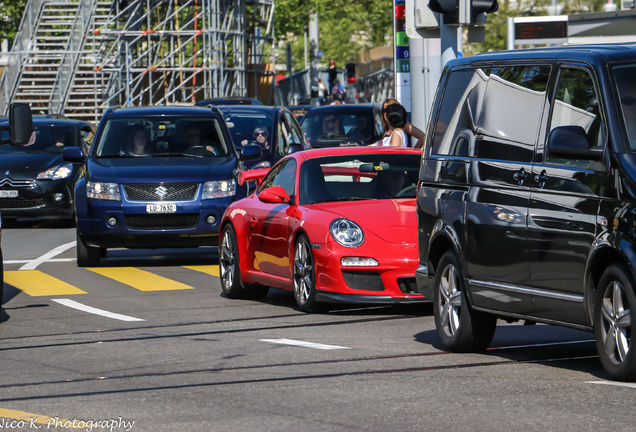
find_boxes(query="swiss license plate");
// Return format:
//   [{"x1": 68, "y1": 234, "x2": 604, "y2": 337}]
[
  {"x1": 0, "y1": 190, "x2": 18, "y2": 198},
  {"x1": 146, "y1": 203, "x2": 176, "y2": 214}
]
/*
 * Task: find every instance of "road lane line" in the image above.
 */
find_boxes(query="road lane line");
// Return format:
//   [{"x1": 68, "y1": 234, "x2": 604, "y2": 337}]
[
  {"x1": 5, "y1": 258, "x2": 76, "y2": 265},
  {"x1": 52, "y1": 299, "x2": 145, "y2": 322},
  {"x1": 0, "y1": 408, "x2": 79, "y2": 427},
  {"x1": 260, "y1": 338, "x2": 350, "y2": 350},
  {"x1": 19, "y1": 241, "x2": 77, "y2": 271},
  {"x1": 87, "y1": 267, "x2": 194, "y2": 291},
  {"x1": 588, "y1": 381, "x2": 636, "y2": 389},
  {"x1": 183, "y1": 265, "x2": 219, "y2": 276},
  {"x1": 5, "y1": 270, "x2": 87, "y2": 296}
]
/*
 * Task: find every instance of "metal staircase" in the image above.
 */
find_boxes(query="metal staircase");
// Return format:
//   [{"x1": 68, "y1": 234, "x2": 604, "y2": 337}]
[{"x1": 0, "y1": 0, "x2": 275, "y2": 122}]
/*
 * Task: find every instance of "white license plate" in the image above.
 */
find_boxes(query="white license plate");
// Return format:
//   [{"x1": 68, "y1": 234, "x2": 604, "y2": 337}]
[
  {"x1": 0, "y1": 190, "x2": 18, "y2": 198},
  {"x1": 146, "y1": 203, "x2": 177, "y2": 214}
]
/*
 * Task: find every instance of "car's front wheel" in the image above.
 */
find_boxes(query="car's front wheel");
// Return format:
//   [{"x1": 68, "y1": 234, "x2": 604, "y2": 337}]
[
  {"x1": 293, "y1": 234, "x2": 318, "y2": 312},
  {"x1": 595, "y1": 263, "x2": 636, "y2": 381},
  {"x1": 433, "y1": 250, "x2": 496, "y2": 352},
  {"x1": 76, "y1": 231, "x2": 101, "y2": 267},
  {"x1": 219, "y1": 224, "x2": 268, "y2": 299}
]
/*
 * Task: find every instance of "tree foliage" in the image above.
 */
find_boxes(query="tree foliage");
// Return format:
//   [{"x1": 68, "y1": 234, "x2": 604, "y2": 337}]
[{"x1": 0, "y1": 0, "x2": 28, "y2": 48}]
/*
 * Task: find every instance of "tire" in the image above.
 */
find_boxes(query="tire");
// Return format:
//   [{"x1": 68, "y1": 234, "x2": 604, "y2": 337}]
[
  {"x1": 219, "y1": 224, "x2": 268, "y2": 299},
  {"x1": 594, "y1": 263, "x2": 636, "y2": 381},
  {"x1": 293, "y1": 234, "x2": 318, "y2": 312},
  {"x1": 76, "y1": 231, "x2": 101, "y2": 267},
  {"x1": 433, "y1": 250, "x2": 496, "y2": 352}
]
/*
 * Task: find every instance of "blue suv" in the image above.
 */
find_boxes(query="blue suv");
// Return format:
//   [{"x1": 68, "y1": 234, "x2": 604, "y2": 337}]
[{"x1": 64, "y1": 106, "x2": 260, "y2": 266}]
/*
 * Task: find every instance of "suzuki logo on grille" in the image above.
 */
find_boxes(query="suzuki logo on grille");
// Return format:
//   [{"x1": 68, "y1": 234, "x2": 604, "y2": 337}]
[
  {"x1": 155, "y1": 186, "x2": 168, "y2": 199},
  {"x1": 4, "y1": 171, "x2": 9, "y2": 176}
]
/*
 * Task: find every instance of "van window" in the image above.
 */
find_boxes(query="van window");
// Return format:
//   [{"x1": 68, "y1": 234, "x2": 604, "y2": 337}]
[
  {"x1": 613, "y1": 64, "x2": 636, "y2": 151},
  {"x1": 547, "y1": 67, "x2": 606, "y2": 166},
  {"x1": 475, "y1": 65, "x2": 550, "y2": 162}
]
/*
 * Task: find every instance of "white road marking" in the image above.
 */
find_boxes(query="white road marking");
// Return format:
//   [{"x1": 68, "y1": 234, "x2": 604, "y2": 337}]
[
  {"x1": 588, "y1": 381, "x2": 636, "y2": 389},
  {"x1": 5, "y1": 258, "x2": 76, "y2": 265},
  {"x1": 260, "y1": 338, "x2": 349, "y2": 350},
  {"x1": 52, "y1": 299, "x2": 145, "y2": 322},
  {"x1": 18, "y1": 241, "x2": 77, "y2": 270}
]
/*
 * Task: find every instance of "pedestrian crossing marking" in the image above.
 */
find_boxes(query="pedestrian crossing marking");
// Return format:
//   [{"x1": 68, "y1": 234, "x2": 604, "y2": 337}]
[
  {"x1": 183, "y1": 265, "x2": 219, "y2": 277},
  {"x1": 86, "y1": 267, "x2": 194, "y2": 291},
  {"x1": 4, "y1": 270, "x2": 87, "y2": 296}
]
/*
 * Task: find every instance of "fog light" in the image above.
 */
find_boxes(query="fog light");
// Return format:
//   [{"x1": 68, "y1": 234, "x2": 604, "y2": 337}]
[
  {"x1": 206, "y1": 215, "x2": 217, "y2": 225},
  {"x1": 53, "y1": 193, "x2": 64, "y2": 202},
  {"x1": 107, "y1": 216, "x2": 117, "y2": 226},
  {"x1": 341, "y1": 257, "x2": 379, "y2": 267}
]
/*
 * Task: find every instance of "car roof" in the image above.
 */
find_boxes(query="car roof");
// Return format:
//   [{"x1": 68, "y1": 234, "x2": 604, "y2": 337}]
[
  {"x1": 292, "y1": 146, "x2": 421, "y2": 162},
  {"x1": 216, "y1": 105, "x2": 280, "y2": 113},
  {"x1": 0, "y1": 118, "x2": 93, "y2": 127},
  {"x1": 103, "y1": 105, "x2": 222, "y2": 118},
  {"x1": 304, "y1": 103, "x2": 380, "y2": 113},
  {"x1": 195, "y1": 97, "x2": 263, "y2": 106}
]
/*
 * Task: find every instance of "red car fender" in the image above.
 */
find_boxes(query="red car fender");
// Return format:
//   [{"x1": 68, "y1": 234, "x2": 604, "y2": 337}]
[{"x1": 223, "y1": 202, "x2": 257, "y2": 278}]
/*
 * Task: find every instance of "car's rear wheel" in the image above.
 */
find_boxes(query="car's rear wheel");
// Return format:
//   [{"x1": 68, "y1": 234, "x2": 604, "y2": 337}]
[
  {"x1": 219, "y1": 224, "x2": 268, "y2": 299},
  {"x1": 595, "y1": 263, "x2": 636, "y2": 381},
  {"x1": 76, "y1": 231, "x2": 101, "y2": 267},
  {"x1": 293, "y1": 234, "x2": 318, "y2": 312},
  {"x1": 434, "y1": 250, "x2": 496, "y2": 352}
]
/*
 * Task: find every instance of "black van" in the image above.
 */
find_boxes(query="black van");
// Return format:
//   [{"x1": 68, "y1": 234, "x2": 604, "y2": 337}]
[{"x1": 416, "y1": 44, "x2": 636, "y2": 381}]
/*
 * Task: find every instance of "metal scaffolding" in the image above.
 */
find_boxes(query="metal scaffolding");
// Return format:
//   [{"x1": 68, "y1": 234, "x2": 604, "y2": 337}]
[{"x1": 0, "y1": 0, "x2": 275, "y2": 122}]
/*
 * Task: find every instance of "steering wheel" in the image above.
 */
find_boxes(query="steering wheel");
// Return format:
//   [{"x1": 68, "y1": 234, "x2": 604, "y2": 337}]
[{"x1": 396, "y1": 184, "x2": 417, "y2": 198}]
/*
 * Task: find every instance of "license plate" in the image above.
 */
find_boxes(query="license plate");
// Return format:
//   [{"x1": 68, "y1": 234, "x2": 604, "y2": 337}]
[
  {"x1": 146, "y1": 203, "x2": 176, "y2": 214},
  {"x1": 0, "y1": 190, "x2": 18, "y2": 198}
]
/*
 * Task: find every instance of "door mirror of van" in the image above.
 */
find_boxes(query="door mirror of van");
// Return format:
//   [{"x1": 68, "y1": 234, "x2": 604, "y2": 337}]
[
  {"x1": 1, "y1": 103, "x2": 33, "y2": 146},
  {"x1": 239, "y1": 143, "x2": 262, "y2": 161},
  {"x1": 547, "y1": 125, "x2": 603, "y2": 161},
  {"x1": 63, "y1": 146, "x2": 86, "y2": 163}
]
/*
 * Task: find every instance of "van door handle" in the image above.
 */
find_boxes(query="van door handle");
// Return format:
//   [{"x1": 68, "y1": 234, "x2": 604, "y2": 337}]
[
  {"x1": 534, "y1": 170, "x2": 548, "y2": 188},
  {"x1": 513, "y1": 168, "x2": 527, "y2": 185}
]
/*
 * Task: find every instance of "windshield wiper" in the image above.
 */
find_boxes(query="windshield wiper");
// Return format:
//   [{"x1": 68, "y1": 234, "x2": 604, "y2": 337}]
[{"x1": 97, "y1": 153, "x2": 130, "y2": 158}]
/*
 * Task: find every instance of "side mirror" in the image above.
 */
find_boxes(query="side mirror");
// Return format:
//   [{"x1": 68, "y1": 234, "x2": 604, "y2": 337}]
[
  {"x1": 258, "y1": 186, "x2": 290, "y2": 204},
  {"x1": 239, "y1": 143, "x2": 262, "y2": 161},
  {"x1": 7, "y1": 103, "x2": 33, "y2": 146},
  {"x1": 547, "y1": 125, "x2": 603, "y2": 161},
  {"x1": 63, "y1": 146, "x2": 86, "y2": 163},
  {"x1": 288, "y1": 143, "x2": 304, "y2": 155}
]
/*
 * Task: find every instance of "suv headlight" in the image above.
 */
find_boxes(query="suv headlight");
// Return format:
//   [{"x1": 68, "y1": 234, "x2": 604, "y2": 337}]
[
  {"x1": 330, "y1": 218, "x2": 364, "y2": 248},
  {"x1": 202, "y1": 179, "x2": 236, "y2": 199},
  {"x1": 86, "y1": 181, "x2": 121, "y2": 201},
  {"x1": 37, "y1": 163, "x2": 73, "y2": 180}
]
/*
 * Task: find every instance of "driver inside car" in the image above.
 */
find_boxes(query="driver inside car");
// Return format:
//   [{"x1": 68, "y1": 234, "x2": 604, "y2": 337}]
[{"x1": 182, "y1": 124, "x2": 218, "y2": 155}]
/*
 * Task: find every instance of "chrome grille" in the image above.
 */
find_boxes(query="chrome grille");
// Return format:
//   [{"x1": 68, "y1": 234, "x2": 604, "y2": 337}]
[
  {"x1": 123, "y1": 183, "x2": 199, "y2": 201},
  {"x1": 124, "y1": 214, "x2": 199, "y2": 229},
  {"x1": 0, "y1": 177, "x2": 37, "y2": 188}
]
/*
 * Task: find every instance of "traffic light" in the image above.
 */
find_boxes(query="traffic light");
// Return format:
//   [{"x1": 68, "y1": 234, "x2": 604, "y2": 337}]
[{"x1": 428, "y1": 0, "x2": 498, "y2": 25}]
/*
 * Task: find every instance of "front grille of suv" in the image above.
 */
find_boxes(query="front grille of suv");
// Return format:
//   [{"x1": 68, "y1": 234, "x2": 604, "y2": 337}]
[
  {"x1": 124, "y1": 214, "x2": 199, "y2": 229},
  {"x1": 123, "y1": 183, "x2": 199, "y2": 201}
]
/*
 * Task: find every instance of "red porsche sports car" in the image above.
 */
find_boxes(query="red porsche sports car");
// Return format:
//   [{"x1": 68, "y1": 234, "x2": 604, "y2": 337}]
[{"x1": 219, "y1": 146, "x2": 426, "y2": 311}]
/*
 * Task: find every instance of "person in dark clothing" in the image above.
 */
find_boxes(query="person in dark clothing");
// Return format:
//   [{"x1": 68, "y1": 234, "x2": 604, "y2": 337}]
[{"x1": 327, "y1": 59, "x2": 338, "y2": 93}]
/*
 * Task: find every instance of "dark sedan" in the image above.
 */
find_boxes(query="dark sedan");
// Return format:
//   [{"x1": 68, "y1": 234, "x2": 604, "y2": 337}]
[
  {"x1": 300, "y1": 104, "x2": 384, "y2": 148},
  {"x1": 218, "y1": 105, "x2": 309, "y2": 169},
  {"x1": 0, "y1": 117, "x2": 95, "y2": 222}
]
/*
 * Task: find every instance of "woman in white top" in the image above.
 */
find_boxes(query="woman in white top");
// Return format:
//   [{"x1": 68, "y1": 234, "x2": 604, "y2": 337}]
[{"x1": 381, "y1": 103, "x2": 408, "y2": 147}]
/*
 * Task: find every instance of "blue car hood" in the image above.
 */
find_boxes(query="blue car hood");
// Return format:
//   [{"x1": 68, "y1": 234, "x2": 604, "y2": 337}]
[
  {"x1": 86, "y1": 156, "x2": 239, "y2": 183},
  {"x1": 0, "y1": 153, "x2": 65, "y2": 179}
]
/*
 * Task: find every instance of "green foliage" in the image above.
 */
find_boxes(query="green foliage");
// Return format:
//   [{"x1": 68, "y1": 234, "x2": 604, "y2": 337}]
[{"x1": 0, "y1": 0, "x2": 28, "y2": 48}]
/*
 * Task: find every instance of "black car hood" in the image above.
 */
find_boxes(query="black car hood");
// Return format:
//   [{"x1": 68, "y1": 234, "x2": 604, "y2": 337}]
[
  {"x1": 0, "y1": 153, "x2": 65, "y2": 179},
  {"x1": 86, "y1": 156, "x2": 239, "y2": 183}
]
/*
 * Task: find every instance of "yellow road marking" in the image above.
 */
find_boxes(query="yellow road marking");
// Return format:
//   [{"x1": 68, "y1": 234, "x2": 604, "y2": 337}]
[
  {"x1": 4, "y1": 270, "x2": 86, "y2": 296},
  {"x1": 183, "y1": 265, "x2": 220, "y2": 277},
  {"x1": 87, "y1": 267, "x2": 194, "y2": 291},
  {"x1": 0, "y1": 408, "x2": 85, "y2": 427}
]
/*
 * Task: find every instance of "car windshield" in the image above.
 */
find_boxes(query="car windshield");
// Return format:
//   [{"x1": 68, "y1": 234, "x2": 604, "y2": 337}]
[
  {"x1": 301, "y1": 109, "x2": 378, "y2": 147},
  {"x1": 93, "y1": 116, "x2": 230, "y2": 158},
  {"x1": 0, "y1": 124, "x2": 75, "y2": 154},
  {"x1": 298, "y1": 153, "x2": 421, "y2": 205},
  {"x1": 614, "y1": 64, "x2": 636, "y2": 151},
  {"x1": 220, "y1": 108, "x2": 274, "y2": 151}
]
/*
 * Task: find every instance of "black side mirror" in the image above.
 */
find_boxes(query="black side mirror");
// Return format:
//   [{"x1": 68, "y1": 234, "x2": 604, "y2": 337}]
[
  {"x1": 547, "y1": 125, "x2": 603, "y2": 161},
  {"x1": 63, "y1": 146, "x2": 86, "y2": 163},
  {"x1": 288, "y1": 143, "x2": 304, "y2": 154},
  {"x1": 239, "y1": 143, "x2": 262, "y2": 161},
  {"x1": 8, "y1": 103, "x2": 33, "y2": 146}
]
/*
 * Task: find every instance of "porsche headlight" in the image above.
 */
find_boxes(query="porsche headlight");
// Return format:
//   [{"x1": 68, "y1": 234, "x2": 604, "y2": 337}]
[
  {"x1": 202, "y1": 179, "x2": 236, "y2": 199},
  {"x1": 330, "y1": 218, "x2": 364, "y2": 248},
  {"x1": 37, "y1": 163, "x2": 73, "y2": 180},
  {"x1": 86, "y1": 181, "x2": 121, "y2": 201}
]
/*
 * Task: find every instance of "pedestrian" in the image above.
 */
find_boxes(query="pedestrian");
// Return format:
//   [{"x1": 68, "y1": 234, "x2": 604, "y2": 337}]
[
  {"x1": 345, "y1": 57, "x2": 357, "y2": 86},
  {"x1": 381, "y1": 103, "x2": 408, "y2": 147},
  {"x1": 327, "y1": 59, "x2": 338, "y2": 93},
  {"x1": 318, "y1": 78, "x2": 328, "y2": 105},
  {"x1": 381, "y1": 98, "x2": 425, "y2": 148},
  {"x1": 331, "y1": 78, "x2": 345, "y2": 98}
]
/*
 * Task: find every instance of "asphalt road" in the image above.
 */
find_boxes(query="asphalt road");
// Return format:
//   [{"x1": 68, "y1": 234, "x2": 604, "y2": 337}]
[{"x1": 0, "y1": 221, "x2": 634, "y2": 432}]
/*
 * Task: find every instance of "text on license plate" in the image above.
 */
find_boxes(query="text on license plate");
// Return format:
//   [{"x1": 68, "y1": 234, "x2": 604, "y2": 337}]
[
  {"x1": 146, "y1": 203, "x2": 177, "y2": 214},
  {"x1": 0, "y1": 190, "x2": 18, "y2": 198}
]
